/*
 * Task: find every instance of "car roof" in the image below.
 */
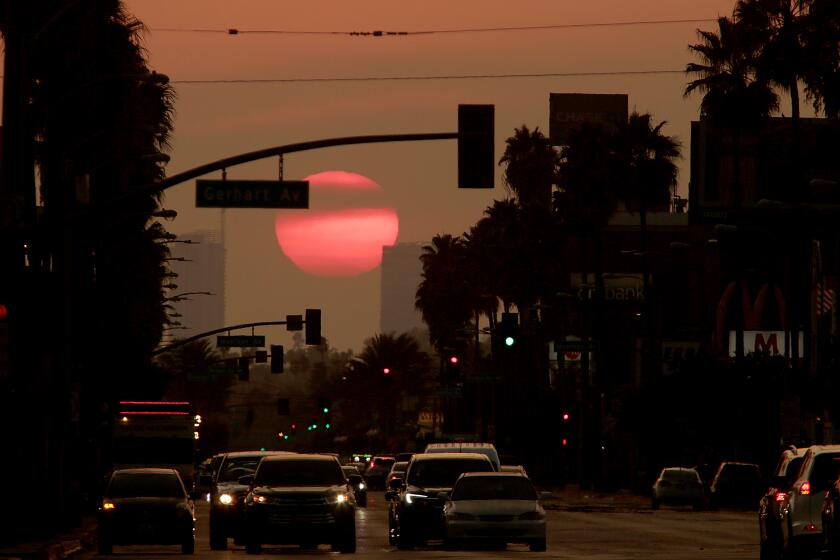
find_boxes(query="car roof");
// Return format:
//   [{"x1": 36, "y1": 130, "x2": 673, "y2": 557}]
[
  {"x1": 413, "y1": 452, "x2": 492, "y2": 462},
  {"x1": 113, "y1": 467, "x2": 180, "y2": 475},
  {"x1": 458, "y1": 471, "x2": 528, "y2": 478},
  {"x1": 223, "y1": 450, "x2": 290, "y2": 459},
  {"x1": 806, "y1": 445, "x2": 840, "y2": 454},
  {"x1": 261, "y1": 453, "x2": 339, "y2": 463},
  {"x1": 661, "y1": 467, "x2": 698, "y2": 472},
  {"x1": 426, "y1": 442, "x2": 496, "y2": 449}
]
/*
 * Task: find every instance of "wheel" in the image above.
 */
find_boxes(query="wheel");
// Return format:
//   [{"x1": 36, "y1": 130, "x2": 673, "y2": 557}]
[
  {"x1": 181, "y1": 536, "x2": 195, "y2": 555},
  {"x1": 651, "y1": 499, "x2": 660, "y2": 510},
  {"x1": 209, "y1": 525, "x2": 227, "y2": 550},
  {"x1": 97, "y1": 532, "x2": 113, "y2": 556},
  {"x1": 245, "y1": 539, "x2": 262, "y2": 555},
  {"x1": 530, "y1": 538, "x2": 547, "y2": 552}
]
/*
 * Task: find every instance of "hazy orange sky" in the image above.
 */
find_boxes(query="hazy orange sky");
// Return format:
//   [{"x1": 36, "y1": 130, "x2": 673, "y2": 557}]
[{"x1": 122, "y1": 0, "x2": 742, "y2": 352}]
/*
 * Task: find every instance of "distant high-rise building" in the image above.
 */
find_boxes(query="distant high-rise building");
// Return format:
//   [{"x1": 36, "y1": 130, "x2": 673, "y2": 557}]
[
  {"x1": 380, "y1": 243, "x2": 424, "y2": 335},
  {"x1": 166, "y1": 230, "x2": 225, "y2": 339}
]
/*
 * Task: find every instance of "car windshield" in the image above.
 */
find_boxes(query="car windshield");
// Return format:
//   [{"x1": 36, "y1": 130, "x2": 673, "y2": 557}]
[
  {"x1": 407, "y1": 459, "x2": 494, "y2": 488},
  {"x1": 391, "y1": 462, "x2": 408, "y2": 474},
  {"x1": 106, "y1": 472, "x2": 184, "y2": 498},
  {"x1": 661, "y1": 469, "x2": 699, "y2": 482},
  {"x1": 255, "y1": 459, "x2": 345, "y2": 486},
  {"x1": 217, "y1": 456, "x2": 264, "y2": 482},
  {"x1": 451, "y1": 476, "x2": 537, "y2": 501}
]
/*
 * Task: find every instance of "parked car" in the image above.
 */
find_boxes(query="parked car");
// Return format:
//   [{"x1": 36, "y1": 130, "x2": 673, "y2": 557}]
[
  {"x1": 651, "y1": 467, "x2": 705, "y2": 510},
  {"x1": 500, "y1": 465, "x2": 528, "y2": 477},
  {"x1": 780, "y1": 445, "x2": 840, "y2": 558},
  {"x1": 759, "y1": 446, "x2": 807, "y2": 560},
  {"x1": 387, "y1": 452, "x2": 495, "y2": 549},
  {"x1": 240, "y1": 453, "x2": 356, "y2": 554},
  {"x1": 424, "y1": 442, "x2": 501, "y2": 471},
  {"x1": 364, "y1": 456, "x2": 396, "y2": 490},
  {"x1": 709, "y1": 461, "x2": 763, "y2": 509},
  {"x1": 209, "y1": 451, "x2": 286, "y2": 550},
  {"x1": 343, "y1": 465, "x2": 367, "y2": 507},
  {"x1": 443, "y1": 471, "x2": 548, "y2": 551},
  {"x1": 97, "y1": 468, "x2": 196, "y2": 555}
]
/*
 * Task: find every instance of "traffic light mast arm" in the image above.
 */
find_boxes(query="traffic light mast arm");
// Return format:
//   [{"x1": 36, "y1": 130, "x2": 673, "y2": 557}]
[
  {"x1": 151, "y1": 320, "x2": 291, "y2": 357},
  {"x1": 116, "y1": 132, "x2": 459, "y2": 205}
]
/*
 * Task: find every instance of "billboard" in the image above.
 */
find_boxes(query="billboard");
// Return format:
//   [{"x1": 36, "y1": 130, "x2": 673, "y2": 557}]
[
  {"x1": 727, "y1": 330, "x2": 804, "y2": 358},
  {"x1": 690, "y1": 118, "x2": 840, "y2": 224},
  {"x1": 549, "y1": 93, "x2": 628, "y2": 146}
]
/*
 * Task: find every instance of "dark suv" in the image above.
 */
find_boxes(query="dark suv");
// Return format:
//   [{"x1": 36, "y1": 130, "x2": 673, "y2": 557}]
[
  {"x1": 241, "y1": 453, "x2": 356, "y2": 554},
  {"x1": 387, "y1": 452, "x2": 494, "y2": 549},
  {"x1": 759, "y1": 446, "x2": 806, "y2": 560}
]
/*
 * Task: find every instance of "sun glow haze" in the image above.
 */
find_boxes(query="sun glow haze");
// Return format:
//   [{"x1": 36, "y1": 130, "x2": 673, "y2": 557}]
[{"x1": 274, "y1": 171, "x2": 399, "y2": 277}]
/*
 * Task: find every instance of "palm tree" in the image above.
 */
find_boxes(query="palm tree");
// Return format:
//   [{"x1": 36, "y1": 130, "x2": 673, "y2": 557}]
[
  {"x1": 498, "y1": 125, "x2": 560, "y2": 209},
  {"x1": 685, "y1": 15, "x2": 779, "y2": 211}
]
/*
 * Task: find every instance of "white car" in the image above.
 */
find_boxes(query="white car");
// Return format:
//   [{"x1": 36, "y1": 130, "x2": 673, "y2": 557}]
[
  {"x1": 443, "y1": 471, "x2": 548, "y2": 552},
  {"x1": 651, "y1": 467, "x2": 706, "y2": 510},
  {"x1": 780, "y1": 445, "x2": 840, "y2": 558}
]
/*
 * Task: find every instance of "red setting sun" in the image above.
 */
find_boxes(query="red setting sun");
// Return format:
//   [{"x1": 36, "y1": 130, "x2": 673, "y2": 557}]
[{"x1": 274, "y1": 171, "x2": 399, "y2": 277}]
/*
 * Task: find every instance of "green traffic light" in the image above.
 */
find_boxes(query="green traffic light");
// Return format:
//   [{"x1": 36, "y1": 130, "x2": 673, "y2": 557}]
[
  {"x1": 322, "y1": 407, "x2": 329, "y2": 413},
  {"x1": 505, "y1": 336, "x2": 515, "y2": 346},
  {"x1": 325, "y1": 423, "x2": 331, "y2": 429}
]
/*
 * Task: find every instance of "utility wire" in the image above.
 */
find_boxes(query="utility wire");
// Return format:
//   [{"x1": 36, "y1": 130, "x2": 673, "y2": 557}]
[
  {"x1": 171, "y1": 69, "x2": 685, "y2": 85},
  {"x1": 150, "y1": 17, "x2": 717, "y2": 37}
]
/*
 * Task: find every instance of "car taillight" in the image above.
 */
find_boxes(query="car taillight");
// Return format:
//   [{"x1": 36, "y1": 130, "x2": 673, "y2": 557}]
[
  {"x1": 801, "y1": 482, "x2": 811, "y2": 496},
  {"x1": 775, "y1": 492, "x2": 787, "y2": 502}
]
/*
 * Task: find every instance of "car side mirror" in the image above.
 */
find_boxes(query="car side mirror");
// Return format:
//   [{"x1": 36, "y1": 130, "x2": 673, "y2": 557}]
[
  {"x1": 388, "y1": 477, "x2": 403, "y2": 490},
  {"x1": 238, "y1": 475, "x2": 255, "y2": 486},
  {"x1": 539, "y1": 491, "x2": 553, "y2": 500}
]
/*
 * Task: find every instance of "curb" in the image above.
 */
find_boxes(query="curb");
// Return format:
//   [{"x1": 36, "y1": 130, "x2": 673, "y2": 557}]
[{"x1": 0, "y1": 519, "x2": 97, "y2": 560}]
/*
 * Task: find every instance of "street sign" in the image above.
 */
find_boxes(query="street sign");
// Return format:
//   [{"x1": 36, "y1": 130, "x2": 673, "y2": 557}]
[
  {"x1": 196, "y1": 179, "x2": 309, "y2": 209},
  {"x1": 217, "y1": 335, "x2": 265, "y2": 348}
]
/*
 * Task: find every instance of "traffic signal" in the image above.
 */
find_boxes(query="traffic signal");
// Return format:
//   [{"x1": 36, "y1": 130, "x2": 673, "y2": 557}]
[
  {"x1": 500, "y1": 312, "x2": 519, "y2": 347},
  {"x1": 382, "y1": 367, "x2": 391, "y2": 376},
  {"x1": 446, "y1": 355, "x2": 462, "y2": 379},
  {"x1": 305, "y1": 308, "x2": 321, "y2": 345},
  {"x1": 238, "y1": 357, "x2": 250, "y2": 381},
  {"x1": 316, "y1": 397, "x2": 331, "y2": 414},
  {"x1": 458, "y1": 104, "x2": 495, "y2": 188},
  {"x1": 270, "y1": 344, "x2": 284, "y2": 373},
  {"x1": 324, "y1": 414, "x2": 332, "y2": 430},
  {"x1": 286, "y1": 314, "x2": 303, "y2": 331},
  {"x1": 276, "y1": 398, "x2": 290, "y2": 415},
  {"x1": 255, "y1": 350, "x2": 267, "y2": 363}
]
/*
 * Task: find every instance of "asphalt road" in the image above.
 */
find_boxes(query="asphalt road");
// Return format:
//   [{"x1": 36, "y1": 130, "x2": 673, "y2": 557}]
[{"x1": 82, "y1": 493, "x2": 757, "y2": 559}]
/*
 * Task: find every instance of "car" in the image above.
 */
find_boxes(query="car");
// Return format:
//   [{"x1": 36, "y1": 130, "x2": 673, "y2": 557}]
[
  {"x1": 195, "y1": 453, "x2": 225, "y2": 494},
  {"x1": 364, "y1": 456, "x2": 396, "y2": 490},
  {"x1": 759, "y1": 446, "x2": 807, "y2": 560},
  {"x1": 240, "y1": 453, "x2": 356, "y2": 554},
  {"x1": 500, "y1": 464, "x2": 528, "y2": 477},
  {"x1": 387, "y1": 451, "x2": 495, "y2": 549},
  {"x1": 443, "y1": 471, "x2": 548, "y2": 552},
  {"x1": 209, "y1": 451, "x2": 287, "y2": 550},
  {"x1": 424, "y1": 442, "x2": 501, "y2": 471},
  {"x1": 385, "y1": 461, "x2": 409, "y2": 493},
  {"x1": 343, "y1": 465, "x2": 367, "y2": 507},
  {"x1": 780, "y1": 445, "x2": 840, "y2": 558},
  {"x1": 709, "y1": 461, "x2": 763, "y2": 509},
  {"x1": 97, "y1": 467, "x2": 196, "y2": 555},
  {"x1": 650, "y1": 467, "x2": 705, "y2": 510}
]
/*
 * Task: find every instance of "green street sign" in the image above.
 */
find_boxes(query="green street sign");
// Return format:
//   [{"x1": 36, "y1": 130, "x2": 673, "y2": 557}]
[
  {"x1": 196, "y1": 179, "x2": 309, "y2": 208},
  {"x1": 217, "y1": 335, "x2": 265, "y2": 348}
]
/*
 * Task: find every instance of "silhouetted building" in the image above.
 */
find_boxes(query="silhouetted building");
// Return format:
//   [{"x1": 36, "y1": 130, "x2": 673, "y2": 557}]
[
  {"x1": 166, "y1": 230, "x2": 225, "y2": 338},
  {"x1": 380, "y1": 243, "x2": 424, "y2": 335}
]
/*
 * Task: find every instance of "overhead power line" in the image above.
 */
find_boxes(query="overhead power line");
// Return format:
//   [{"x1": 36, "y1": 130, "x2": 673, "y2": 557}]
[
  {"x1": 150, "y1": 17, "x2": 717, "y2": 37},
  {"x1": 171, "y1": 69, "x2": 685, "y2": 86}
]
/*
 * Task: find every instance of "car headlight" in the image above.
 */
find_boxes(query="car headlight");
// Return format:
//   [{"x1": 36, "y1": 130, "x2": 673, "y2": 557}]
[
  {"x1": 101, "y1": 501, "x2": 115, "y2": 511},
  {"x1": 405, "y1": 493, "x2": 428, "y2": 505},
  {"x1": 519, "y1": 510, "x2": 545, "y2": 520},
  {"x1": 358, "y1": 482, "x2": 365, "y2": 490},
  {"x1": 446, "y1": 512, "x2": 475, "y2": 521},
  {"x1": 218, "y1": 493, "x2": 234, "y2": 505},
  {"x1": 328, "y1": 493, "x2": 350, "y2": 504}
]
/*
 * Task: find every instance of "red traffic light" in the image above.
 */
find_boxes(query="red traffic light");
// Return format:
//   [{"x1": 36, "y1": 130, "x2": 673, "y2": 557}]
[
  {"x1": 0, "y1": 304, "x2": 7, "y2": 320},
  {"x1": 383, "y1": 367, "x2": 391, "y2": 375},
  {"x1": 562, "y1": 413, "x2": 570, "y2": 421},
  {"x1": 449, "y1": 356, "x2": 459, "y2": 364}
]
